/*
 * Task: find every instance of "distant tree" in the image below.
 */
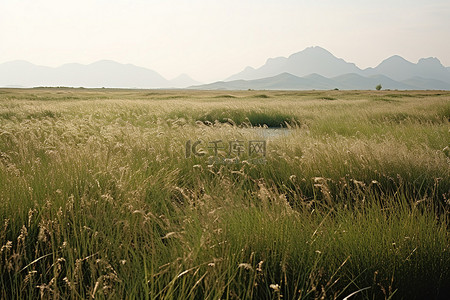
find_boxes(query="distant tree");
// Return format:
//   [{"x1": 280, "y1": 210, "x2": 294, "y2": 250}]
[{"x1": 375, "y1": 84, "x2": 382, "y2": 91}]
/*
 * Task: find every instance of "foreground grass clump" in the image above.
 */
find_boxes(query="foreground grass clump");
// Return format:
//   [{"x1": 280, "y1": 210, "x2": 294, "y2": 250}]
[
  {"x1": 0, "y1": 88, "x2": 449, "y2": 299},
  {"x1": 195, "y1": 108, "x2": 299, "y2": 127}
]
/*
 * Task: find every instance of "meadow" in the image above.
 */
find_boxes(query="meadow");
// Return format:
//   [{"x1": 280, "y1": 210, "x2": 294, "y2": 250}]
[{"x1": 0, "y1": 88, "x2": 449, "y2": 299}]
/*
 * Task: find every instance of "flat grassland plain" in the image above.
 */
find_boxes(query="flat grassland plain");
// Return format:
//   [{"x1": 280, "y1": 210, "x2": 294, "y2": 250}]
[{"x1": 0, "y1": 88, "x2": 449, "y2": 299}]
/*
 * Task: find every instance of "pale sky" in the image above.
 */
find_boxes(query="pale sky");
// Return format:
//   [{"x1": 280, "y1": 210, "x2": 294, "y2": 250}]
[{"x1": 1, "y1": 0, "x2": 449, "y2": 82}]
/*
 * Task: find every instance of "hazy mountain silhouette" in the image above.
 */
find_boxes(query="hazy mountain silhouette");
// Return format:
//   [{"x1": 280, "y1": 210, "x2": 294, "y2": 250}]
[
  {"x1": 0, "y1": 60, "x2": 199, "y2": 88},
  {"x1": 0, "y1": 60, "x2": 54, "y2": 88},
  {"x1": 201, "y1": 73, "x2": 337, "y2": 90},
  {"x1": 169, "y1": 74, "x2": 201, "y2": 88},
  {"x1": 362, "y1": 56, "x2": 415, "y2": 80},
  {"x1": 226, "y1": 46, "x2": 450, "y2": 89},
  {"x1": 189, "y1": 72, "x2": 448, "y2": 90},
  {"x1": 401, "y1": 76, "x2": 450, "y2": 90},
  {"x1": 331, "y1": 73, "x2": 415, "y2": 90},
  {"x1": 1, "y1": 47, "x2": 449, "y2": 90},
  {"x1": 227, "y1": 46, "x2": 361, "y2": 81},
  {"x1": 363, "y1": 56, "x2": 450, "y2": 83}
]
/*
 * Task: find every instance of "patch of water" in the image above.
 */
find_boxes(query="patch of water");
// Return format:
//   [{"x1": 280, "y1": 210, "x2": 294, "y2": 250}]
[{"x1": 238, "y1": 128, "x2": 293, "y2": 139}]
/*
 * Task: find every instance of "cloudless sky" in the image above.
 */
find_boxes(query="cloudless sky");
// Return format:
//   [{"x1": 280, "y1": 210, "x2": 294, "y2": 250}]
[{"x1": 1, "y1": 0, "x2": 449, "y2": 82}]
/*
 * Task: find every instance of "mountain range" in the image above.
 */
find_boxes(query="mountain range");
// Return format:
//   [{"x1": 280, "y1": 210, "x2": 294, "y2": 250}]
[
  {"x1": 1, "y1": 46, "x2": 449, "y2": 90},
  {"x1": 190, "y1": 72, "x2": 450, "y2": 91},
  {"x1": 226, "y1": 47, "x2": 450, "y2": 83},
  {"x1": 200, "y1": 46, "x2": 449, "y2": 90},
  {"x1": 0, "y1": 60, "x2": 200, "y2": 89}
]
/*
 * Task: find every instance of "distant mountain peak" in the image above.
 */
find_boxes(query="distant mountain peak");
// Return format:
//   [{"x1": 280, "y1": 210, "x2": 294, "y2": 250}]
[
  {"x1": 273, "y1": 72, "x2": 297, "y2": 78},
  {"x1": 388, "y1": 54, "x2": 405, "y2": 59},
  {"x1": 380, "y1": 55, "x2": 412, "y2": 64},
  {"x1": 1, "y1": 60, "x2": 35, "y2": 66},
  {"x1": 0, "y1": 60, "x2": 178, "y2": 88},
  {"x1": 418, "y1": 57, "x2": 443, "y2": 66},
  {"x1": 299, "y1": 45, "x2": 331, "y2": 54},
  {"x1": 169, "y1": 73, "x2": 200, "y2": 88},
  {"x1": 227, "y1": 45, "x2": 361, "y2": 81},
  {"x1": 90, "y1": 60, "x2": 125, "y2": 66},
  {"x1": 303, "y1": 46, "x2": 328, "y2": 52},
  {"x1": 288, "y1": 46, "x2": 334, "y2": 60},
  {"x1": 304, "y1": 73, "x2": 328, "y2": 79}
]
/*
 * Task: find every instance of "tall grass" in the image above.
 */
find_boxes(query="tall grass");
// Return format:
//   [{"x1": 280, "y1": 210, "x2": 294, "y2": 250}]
[{"x1": 0, "y1": 88, "x2": 449, "y2": 299}]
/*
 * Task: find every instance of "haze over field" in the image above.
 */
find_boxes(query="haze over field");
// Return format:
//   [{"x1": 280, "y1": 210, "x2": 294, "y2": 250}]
[{"x1": 1, "y1": 0, "x2": 449, "y2": 83}]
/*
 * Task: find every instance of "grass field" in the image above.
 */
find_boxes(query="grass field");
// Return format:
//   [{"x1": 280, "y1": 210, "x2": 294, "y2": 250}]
[{"x1": 0, "y1": 88, "x2": 449, "y2": 299}]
